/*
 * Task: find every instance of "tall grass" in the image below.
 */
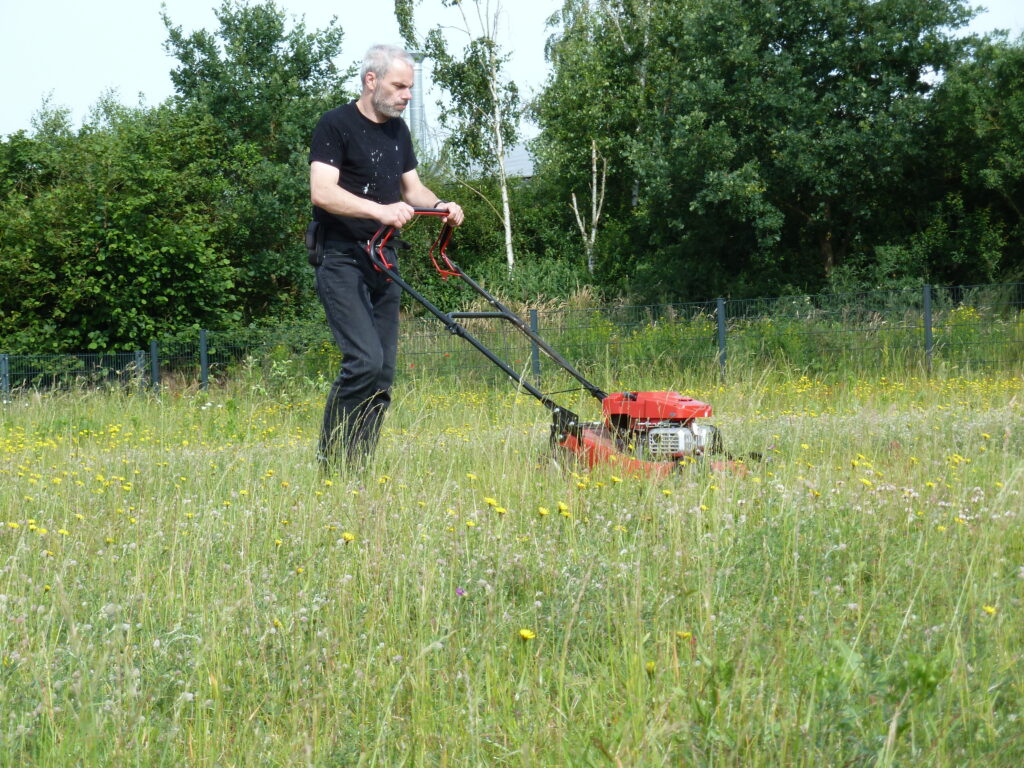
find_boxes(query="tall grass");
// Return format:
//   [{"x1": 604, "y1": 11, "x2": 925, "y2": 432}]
[{"x1": 1, "y1": 369, "x2": 1022, "y2": 766}]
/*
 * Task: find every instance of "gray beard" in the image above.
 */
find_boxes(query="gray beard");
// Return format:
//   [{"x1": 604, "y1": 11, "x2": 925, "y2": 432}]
[{"x1": 372, "y1": 90, "x2": 404, "y2": 119}]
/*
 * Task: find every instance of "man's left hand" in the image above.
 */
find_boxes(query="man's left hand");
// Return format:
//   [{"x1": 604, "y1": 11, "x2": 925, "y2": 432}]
[{"x1": 439, "y1": 201, "x2": 465, "y2": 227}]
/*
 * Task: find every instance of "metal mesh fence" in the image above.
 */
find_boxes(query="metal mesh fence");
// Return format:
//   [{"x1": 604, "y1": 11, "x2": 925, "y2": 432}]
[{"x1": 2, "y1": 283, "x2": 1021, "y2": 395}]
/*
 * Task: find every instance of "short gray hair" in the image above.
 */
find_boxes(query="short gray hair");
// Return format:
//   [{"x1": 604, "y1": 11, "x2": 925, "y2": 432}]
[{"x1": 361, "y1": 44, "x2": 414, "y2": 86}]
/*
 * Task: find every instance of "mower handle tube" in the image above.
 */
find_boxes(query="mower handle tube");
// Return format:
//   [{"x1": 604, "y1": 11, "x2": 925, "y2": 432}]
[
  {"x1": 391, "y1": 209, "x2": 607, "y2": 403},
  {"x1": 366, "y1": 210, "x2": 607, "y2": 414}
]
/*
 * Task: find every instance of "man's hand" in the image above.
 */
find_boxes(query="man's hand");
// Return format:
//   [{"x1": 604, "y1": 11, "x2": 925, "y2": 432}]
[
  {"x1": 377, "y1": 201, "x2": 416, "y2": 228},
  {"x1": 438, "y1": 201, "x2": 465, "y2": 227}
]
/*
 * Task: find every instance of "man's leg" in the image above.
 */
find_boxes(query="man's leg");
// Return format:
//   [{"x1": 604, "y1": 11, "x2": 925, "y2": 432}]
[
  {"x1": 350, "y1": 274, "x2": 402, "y2": 457},
  {"x1": 316, "y1": 248, "x2": 389, "y2": 465}
]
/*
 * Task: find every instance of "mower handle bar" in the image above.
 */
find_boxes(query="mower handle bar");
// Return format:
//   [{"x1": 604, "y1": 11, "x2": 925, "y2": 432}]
[{"x1": 365, "y1": 210, "x2": 609, "y2": 409}]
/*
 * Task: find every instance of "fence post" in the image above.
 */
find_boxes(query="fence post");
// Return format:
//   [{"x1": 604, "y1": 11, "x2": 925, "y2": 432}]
[
  {"x1": 200, "y1": 329, "x2": 209, "y2": 390},
  {"x1": 529, "y1": 309, "x2": 541, "y2": 387},
  {"x1": 716, "y1": 297, "x2": 727, "y2": 381},
  {"x1": 923, "y1": 284, "x2": 933, "y2": 377},
  {"x1": 150, "y1": 339, "x2": 160, "y2": 392},
  {"x1": 0, "y1": 353, "x2": 9, "y2": 397}
]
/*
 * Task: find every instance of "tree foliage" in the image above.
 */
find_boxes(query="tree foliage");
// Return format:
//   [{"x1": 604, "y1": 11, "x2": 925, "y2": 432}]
[
  {"x1": 533, "y1": 0, "x2": 1001, "y2": 299},
  {"x1": 162, "y1": 0, "x2": 354, "y2": 318},
  {"x1": 0, "y1": 1, "x2": 353, "y2": 353},
  {"x1": 3, "y1": 0, "x2": 1024, "y2": 354},
  {"x1": 925, "y1": 33, "x2": 1024, "y2": 282},
  {"x1": 417, "y1": 1, "x2": 522, "y2": 270},
  {"x1": 0, "y1": 103, "x2": 238, "y2": 351}
]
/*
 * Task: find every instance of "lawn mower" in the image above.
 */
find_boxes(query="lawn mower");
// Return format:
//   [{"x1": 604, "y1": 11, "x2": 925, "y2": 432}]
[{"x1": 367, "y1": 208, "x2": 727, "y2": 477}]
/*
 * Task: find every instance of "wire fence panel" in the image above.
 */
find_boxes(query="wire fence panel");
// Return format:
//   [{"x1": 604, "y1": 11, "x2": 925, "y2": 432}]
[
  {"x1": 1, "y1": 283, "x2": 1022, "y2": 396},
  {"x1": 0, "y1": 351, "x2": 146, "y2": 392}
]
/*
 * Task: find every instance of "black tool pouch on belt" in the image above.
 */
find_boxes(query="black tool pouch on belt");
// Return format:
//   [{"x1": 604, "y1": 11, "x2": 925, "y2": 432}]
[{"x1": 305, "y1": 221, "x2": 325, "y2": 267}]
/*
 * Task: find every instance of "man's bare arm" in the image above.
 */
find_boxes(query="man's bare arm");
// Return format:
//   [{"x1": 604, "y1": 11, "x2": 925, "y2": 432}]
[
  {"x1": 400, "y1": 169, "x2": 464, "y2": 226},
  {"x1": 310, "y1": 161, "x2": 415, "y2": 228}
]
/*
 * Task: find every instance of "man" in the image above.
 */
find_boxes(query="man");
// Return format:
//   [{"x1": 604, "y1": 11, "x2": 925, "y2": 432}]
[{"x1": 309, "y1": 44, "x2": 464, "y2": 468}]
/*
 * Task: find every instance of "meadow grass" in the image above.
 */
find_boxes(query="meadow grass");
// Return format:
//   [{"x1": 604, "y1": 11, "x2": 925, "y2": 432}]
[{"x1": 1, "y1": 369, "x2": 1022, "y2": 766}]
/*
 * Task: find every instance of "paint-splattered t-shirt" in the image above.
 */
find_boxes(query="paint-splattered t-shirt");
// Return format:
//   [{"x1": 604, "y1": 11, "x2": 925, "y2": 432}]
[{"x1": 309, "y1": 100, "x2": 418, "y2": 242}]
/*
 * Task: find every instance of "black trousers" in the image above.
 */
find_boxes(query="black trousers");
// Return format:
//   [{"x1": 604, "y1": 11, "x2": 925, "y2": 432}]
[{"x1": 315, "y1": 240, "x2": 402, "y2": 464}]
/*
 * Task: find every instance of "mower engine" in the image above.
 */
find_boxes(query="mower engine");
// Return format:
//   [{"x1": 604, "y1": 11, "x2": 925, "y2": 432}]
[{"x1": 603, "y1": 391, "x2": 721, "y2": 461}]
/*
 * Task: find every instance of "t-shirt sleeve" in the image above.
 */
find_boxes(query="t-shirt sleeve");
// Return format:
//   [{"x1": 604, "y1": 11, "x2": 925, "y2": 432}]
[
  {"x1": 401, "y1": 123, "x2": 418, "y2": 174},
  {"x1": 309, "y1": 113, "x2": 344, "y2": 168}
]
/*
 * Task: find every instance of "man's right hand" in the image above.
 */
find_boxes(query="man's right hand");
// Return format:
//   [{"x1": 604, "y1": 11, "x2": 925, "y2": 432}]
[{"x1": 377, "y1": 202, "x2": 416, "y2": 228}]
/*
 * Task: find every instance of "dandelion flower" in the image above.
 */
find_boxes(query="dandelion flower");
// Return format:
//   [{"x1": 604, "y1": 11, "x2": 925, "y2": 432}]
[
  {"x1": 645, "y1": 661, "x2": 656, "y2": 674},
  {"x1": 537, "y1": 506, "x2": 550, "y2": 516},
  {"x1": 982, "y1": 605, "x2": 997, "y2": 616},
  {"x1": 341, "y1": 532, "x2": 356, "y2": 542},
  {"x1": 519, "y1": 628, "x2": 536, "y2": 640}
]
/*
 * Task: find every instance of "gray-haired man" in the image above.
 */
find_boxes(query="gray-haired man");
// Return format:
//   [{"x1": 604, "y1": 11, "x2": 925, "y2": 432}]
[{"x1": 309, "y1": 44, "x2": 464, "y2": 467}]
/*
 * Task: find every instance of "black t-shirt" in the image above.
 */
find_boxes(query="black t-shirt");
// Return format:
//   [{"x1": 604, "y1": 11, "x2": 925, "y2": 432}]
[{"x1": 308, "y1": 101, "x2": 418, "y2": 242}]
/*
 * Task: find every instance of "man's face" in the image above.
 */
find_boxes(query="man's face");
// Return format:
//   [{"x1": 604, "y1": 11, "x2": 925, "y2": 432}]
[{"x1": 369, "y1": 61, "x2": 414, "y2": 119}]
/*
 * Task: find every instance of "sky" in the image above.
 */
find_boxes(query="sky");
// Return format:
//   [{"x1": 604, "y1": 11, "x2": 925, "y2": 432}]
[
  {"x1": 1, "y1": 0, "x2": 1022, "y2": 138},
  {"x1": 0, "y1": 0, "x2": 563, "y2": 137}
]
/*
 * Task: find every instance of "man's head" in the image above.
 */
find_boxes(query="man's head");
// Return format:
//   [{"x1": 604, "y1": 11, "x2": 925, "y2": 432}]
[{"x1": 361, "y1": 44, "x2": 415, "y2": 120}]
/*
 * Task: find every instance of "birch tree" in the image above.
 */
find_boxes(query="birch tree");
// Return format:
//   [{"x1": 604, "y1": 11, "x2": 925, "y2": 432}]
[
  {"x1": 570, "y1": 139, "x2": 607, "y2": 275},
  {"x1": 399, "y1": 0, "x2": 521, "y2": 271}
]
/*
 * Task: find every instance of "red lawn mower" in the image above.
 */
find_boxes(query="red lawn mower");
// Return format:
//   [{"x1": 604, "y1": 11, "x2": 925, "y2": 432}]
[{"x1": 368, "y1": 208, "x2": 727, "y2": 477}]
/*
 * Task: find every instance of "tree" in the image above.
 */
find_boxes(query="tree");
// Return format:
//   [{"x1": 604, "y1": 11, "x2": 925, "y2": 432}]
[
  {"x1": 0, "y1": 102, "x2": 239, "y2": 352},
  {"x1": 162, "y1": 0, "x2": 354, "y2": 318},
  {"x1": 397, "y1": 1, "x2": 521, "y2": 271},
  {"x1": 924, "y1": 33, "x2": 1024, "y2": 282},
  {"x1": 536, "y1": 0, "x2": 980, "y2": 298},
  {"x1": 570, "y1": 139, "x2": 607, "y2": 275},
  {"x1": 532, "y1": 0, "x2": 678, "y2": 289},
  {"x1": 0, "y1": 1, "x2": 359, "y2": 352}
]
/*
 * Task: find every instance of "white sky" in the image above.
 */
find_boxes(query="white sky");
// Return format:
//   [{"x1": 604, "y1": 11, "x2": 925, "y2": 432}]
[
  {"x1": 0, "y1": 0, "x2": 562, "y2": 137},
  {"x1": 0, "y1": 0, "x2": 1021, "y2": 138}
]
